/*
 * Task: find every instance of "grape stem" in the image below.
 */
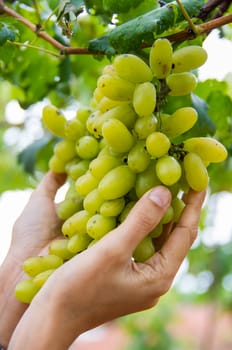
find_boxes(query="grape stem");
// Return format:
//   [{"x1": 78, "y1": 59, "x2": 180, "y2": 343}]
[
  {"x1": 176, "y1": 0, "x2": 199, "y2": 35},
  {"x1": 0, "y1": 0, "x2": 232, "y2": 56}
]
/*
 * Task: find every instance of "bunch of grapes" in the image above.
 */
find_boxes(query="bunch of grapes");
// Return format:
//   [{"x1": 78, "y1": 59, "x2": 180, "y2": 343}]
[{"x1": 15, "y1": 39, "x2": 227, "y2": 303}]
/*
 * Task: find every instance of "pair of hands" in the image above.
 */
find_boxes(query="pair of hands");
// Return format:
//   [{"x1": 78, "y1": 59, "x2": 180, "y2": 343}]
[{"x1": 0, "y1": 172, "x2": 205, "y2": 349}]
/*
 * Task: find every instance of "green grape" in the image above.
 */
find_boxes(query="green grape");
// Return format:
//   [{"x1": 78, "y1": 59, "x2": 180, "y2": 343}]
[
  {"x1": 57, "y1": 196, "x2": 83, "y2": 220},
  {"x1": 48, "y1": 155, "x2": 66, "y2": 173},
  {"x1": 149, "y1": 222, "x2": 163, "y2": 238},
  {"x1": 127, "y1": 140, "x2": 150, "y2": 173},
  {"x1": 98, "y1": 165, "x2": 136, "y2": 200},
  {"x1": 183, "y1": 137, "x2": 228, "y2": 163},
  {"x1": 133, "y1": 236, "x2": 155, "y2": 262},
  {"x1": 15, "y1": 279, "x2": 39, "y2": 304},
  {"x1": 119, "y1": 201, "x2": 136, "y2": 223},
  {"x1": 98, "y1": 96, "x2": 130, "y2": 113},
  {"x1": 67, "y1": 233, "x2": 92, "y2": 254},
  {"x1": 76, "y1": 135, "x2": 99, "y2": 160},
  {"x1": 146, "y1": 131, "x2": 171, "y2": 158},
  {"x1": 183, "y1": 152, "x2": 209, "y2": 191},
  {"x1": 172, "y1": 45, "x2": 208, "y2": 73},
  {"x1": 149, "y1": 38, "x2": 173, "y2": 79},
  {"x1": 75, "y1": 171, "x2": 99, "y2": 197},
  {"x1": 166, "y1": 72, "x2": 197, "y2": 96},
  {"x1": 172, "y1": 197, "x2": 185, "y2": 222},
  {"x1": 87, "y1": 214, "x2": 116, "y2": 239},
  {"x1": 113, "y1": 54, "x2": 153, "y2": 83},
  {"x1": 86, "y1": 111, "x2": 102, "y2": 138},
  {"x1": 33, "y1": 269, "x2": 55, "y2": 289},
  {"x1": 135, "y1": 160, "x2": 161, "y2": 198},
  {"x1": 133, "y1": 114, "x2": 158, "y2": 140},
  {"x1": 23, "y1": 255, "x2": 63, "y2": 278},
  {"x1": 160, "y1": 205, "x2": 174, "y2": 224},
  {"x1": 160, "y1": 107, "x2": 198, "y2": 138},
  {"x1": 64, "y1": 118, "x2": 86, "y2": 141},
  {"x1": 83, "y1": 188, "x2": 104, "y2": 214},
  {"x1": 66, "y1": 159, "x2": 90, "y2": 181},
  {"x1": 89, "y1": 155, "x2": 122, "y2": 179},
  {"x1": 49, "y1": 239, "x2": 75, "y2": 261},
  {"x1": 76, "y1": 106, "x2": 92, "y2": 125},
  {"x1": 54, "y1": 140, "x2": 77, "y2": 162},
  {"x1": 100, "y1": 197, "x2": 125, "y2": 216},
  {"x1": 97, "y1": 74, "x2": 135, "y2": 101},
  {"x1": 62, "y1": 210, "x2": 92, "y2": 238},
  {"x1": 156, "y1": 155, "x2": 182, "y2": 186},
  {"x1": 42, "y1": 105, "x2": 66, "y2": 138},
  {"x1": 133, "y1": 82, "x2": 156, "y2": 117},
  {"x1": 102, "y1": 119, "x2": 134, "y2": 154}
]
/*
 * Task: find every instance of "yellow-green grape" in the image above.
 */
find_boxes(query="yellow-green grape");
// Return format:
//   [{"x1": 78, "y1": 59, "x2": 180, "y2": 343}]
[
  {"x1": 172, "y1": 197, "x2": 185, "y2": 222},
  {"x1": 149, "y1": 38, "x2": 173, "y2": 79},
  {"x1": 119, "y1": 201, "x2": 136, "y2": 223},
  {"x1": 75, "y1": 171, "x2": 99, "y2": 197},
  {"x1": 127, "y1": 140, "x2": 150, "y2": 173},
  {"x1": 98, "y1": 165, "x2": 136, "y2": 200},
  {"x1": 156, "y1": 155, "x2": 182, "y2": 186},
  {"x1": 93, "y1": 87, "x2": 104, "y2": 104},
  {"x1": 62, "y1": 210, "x2": 92, "y2": 238},
  {"x1": 33, "y1": 269, "x2": 55, "y2": 289},
  {"x1": 76, "y1": 135, "x2": 99, "y2": 160},
  {"x1": 146, "y1": 131, "x2": 171, "y2": 158},
  {"x1": 83, "y1": 188, "x2": 104, "y2": 214},
  {"x1": 76, "y1": 106, "x2": 93, "y2": 125},
  {"x1": 48, "y1": 155, "x2": 66, "y2": 173},
  {"x1": 98, "y1": 96, "x2": 129, "y2": 113},
  {"x1": 102, "y1": 119, "x2": 134, "y2": 154},
  {"x1": 67, "y1": 233, "x2": 92, "y2": 254},
  {"x1": 160, "y1": 205, "x2": 174, "y2": 224},
  {"x1": 183, "y1": 137, "x2": 228, "y2": 163},
  {"x1": 42, "y1": 105, "x2": 66, "y2": 138},
  {"x1": 133, "y1": 114, "x2": 158, "y2": 140},
  {"x1": 87, "y1": 214, "x2": 116, "y2": 239},
  {"x1": 57, "y1": 196, "x2": 83, "y2": 220},
  {"x1": 49, "y1": 239, "x2": 75, "y2": 260},
  {"x1": 15, "y1": 279, "x2": 39, "y2": 304},
  {"x1": 54, "y1": 140, "x2": 77, "y2": 162},
  {"x1": 66, "y1": 159, "x2": 90, "y2": 181},
  {"x1": 23, "y1": 255, "x2": 63, "y2": 278},
  {"x1": 183, "y1": 152, "x2": 209, "y2": 191},
  {"x1": 133, "y1": 82, "x2": 156, "y2": 117},
  {"x1": 149, "y1": 222, "x2": 163, "y2": 238},
  {"x1": 113, "y1": 54, "x2": 153, "y2": 83},
  {"x1": 172, "y1": 45, "x2": 208, "y2": 73},
  {"x1": 160, "y1": 107, "x2": 198, "y2": 138},
  {"x1": 135, "y1": 160, "x2": 161, "y2": 198},
  {"x1": 100, "y1": 197, "x2": 125, "y2": 216},
  {"x1": 133, "y1": 236, "x2": 155, "y2": 262},
  {"x1": 166, "y1": 72, "x2": 197, "y2": 96},
  {"x1": 89, "y1": 155, "x2": 122, "y2": 180},
  {"x1": 97, "y1": 74, "x2": 135, "y2": 101},
  {"x1": 64, "y1": 118, "x2": 86, "y2": 141}
]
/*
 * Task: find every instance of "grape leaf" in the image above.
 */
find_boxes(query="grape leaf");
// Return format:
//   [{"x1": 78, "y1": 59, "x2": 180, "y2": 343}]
[
  {"x1": 0, "y1": 23, "x2": 16, "y2": 45},
  {"x1": 89, "y1": 0, "x2": 204, "y2": 54}
]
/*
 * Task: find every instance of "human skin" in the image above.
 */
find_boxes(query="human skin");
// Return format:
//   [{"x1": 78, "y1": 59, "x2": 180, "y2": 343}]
[{"x1": 4, "y1": 174, "x2": 205, "y2": 350}]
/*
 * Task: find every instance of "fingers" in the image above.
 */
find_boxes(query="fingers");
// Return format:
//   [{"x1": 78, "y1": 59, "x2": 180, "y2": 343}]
[
  {"x1": 105, "y1": 186, "x2": 171, "y2": 253},
  {"x1": 34, "y1": 171, "x2": 67, "y2": 200},
  {"x1": 156, "y1": 190, "x2": 206, "y2": 277}
]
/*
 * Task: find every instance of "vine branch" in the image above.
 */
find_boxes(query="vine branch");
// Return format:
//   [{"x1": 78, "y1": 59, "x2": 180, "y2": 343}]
[{"x1": 0, "y1": 0, "x2": 232, "y2": 56}]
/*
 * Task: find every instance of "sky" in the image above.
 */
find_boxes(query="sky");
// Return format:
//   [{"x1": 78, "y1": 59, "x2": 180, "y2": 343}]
[{"x1": 0, "y1": 29, "x2": 232, "y2": 265}]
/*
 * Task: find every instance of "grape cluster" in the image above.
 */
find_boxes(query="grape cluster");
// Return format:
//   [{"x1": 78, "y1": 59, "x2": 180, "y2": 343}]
[{"x1": 15, "y1": 39, "x2": 227, "y2": 303}]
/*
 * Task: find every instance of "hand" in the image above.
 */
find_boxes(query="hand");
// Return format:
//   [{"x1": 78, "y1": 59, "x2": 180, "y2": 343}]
[
  {"x1": 0, "y1": 171, "x2": 66, "y2": 347},
  {"x1": 8, "y1": 186, "x2": 206, "y2": 350}
]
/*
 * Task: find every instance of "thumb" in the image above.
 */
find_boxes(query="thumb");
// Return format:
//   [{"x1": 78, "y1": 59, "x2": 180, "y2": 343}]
[
  {"x1": 34, "y1": 171, "x2": 67, "y2": 200},
  {"x1": 109, "y1": 186, "x2": 171, "y2": 253}
]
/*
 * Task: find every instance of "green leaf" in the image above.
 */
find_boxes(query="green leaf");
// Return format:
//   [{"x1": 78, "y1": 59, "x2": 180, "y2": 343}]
[
  {"x1": 0, "y1": 23, "x2": 16, "y2": 46},
  {"x1": 89, "y1": 0, "x2": 204, "y2": 54},
  {"x1": 103, "y1": 0, "x2": 144, "y2": 14}
]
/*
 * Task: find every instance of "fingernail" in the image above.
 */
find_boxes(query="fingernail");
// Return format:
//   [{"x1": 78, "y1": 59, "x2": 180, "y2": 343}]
[{"x1": 149, "y1": 186, "x2": 171, "y2": 208}]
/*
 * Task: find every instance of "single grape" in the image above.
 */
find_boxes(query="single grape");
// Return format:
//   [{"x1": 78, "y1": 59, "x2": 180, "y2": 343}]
[
  {"x1": 89, "y1": 155, "x2": 122, "y2": 179},
  {"x1": 66, "y1": 159, "x2": 90, "y2": 181},
  {"x1": 64, "y1": 118, "x2": 86, "y2": 141},
  {"x1": 42, "y1": 105, "x2": 66, "y2": 138},
  {"x1": 87, "y1": 214, "x2": 116, "y2": 239},
  {"x1": 133, "y1": 236, "x2": 155, "y2": 262},
  {"x1": 62, "y1": 210, "x2": 92, "y2": 238},
  {"x1": 67, "y1": 233, "x2": 92, "y2": 254},
  {"x1": 135, "y1": 160, "x2": 161, "y2": 198},
  {"x1": 15, "y1": 279, "x2": 39, "y2": 304},
  {"x1": 128, "y1": 140, "x2": 150, "y2": 173},
  {"x1": 166, "y1": 72, "x2": 197, "y2": 96},
  {"x1": 76, "y1": 135, "x2": 99, "y2": 160},
  {"x1": 149, "y1": 38, "x2": 173, "y2": 79},
  {"x1": 133, "y1": 114, "x2": 158, "y2": 140},
  {"x1": 75, "y1": 171, "x2": 99, "y2": 197},
  {"x1": 54, "y1": 140, "x2": 77, "y2": 162},
  {"x1": 83, "y1": 188, "x2": 104, "y2": 214},
  {"x1": 146, "y1": 132, "x2": 171, "y2": 158},
  {"x1": 49, "y1": 239, "x2": 75, "y2": 261},
  {"x1": 133, "y1": 82, "x2": 156, "y2": 117},
  {"x1": 97, "y1": 74, "x2": 135, "y2": 101},
  {"x1": 100, "y1": 197, "x2": 125, "y2": 216},
  {"x1": 183, "y1": 152, "x2": 209, "y2": 191},
  {"x1": 57, "y1": 196, "x2": 83, "y2": 220},
  {"x1": 156, "y1": 155, "x2": 182, "y2": 186},
  {"x1": 172, "y1": 45, "x2": 208, "y2": 73},
  {"x1": 48, "y1": 155, "x2": 66, "y2": 173}
]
